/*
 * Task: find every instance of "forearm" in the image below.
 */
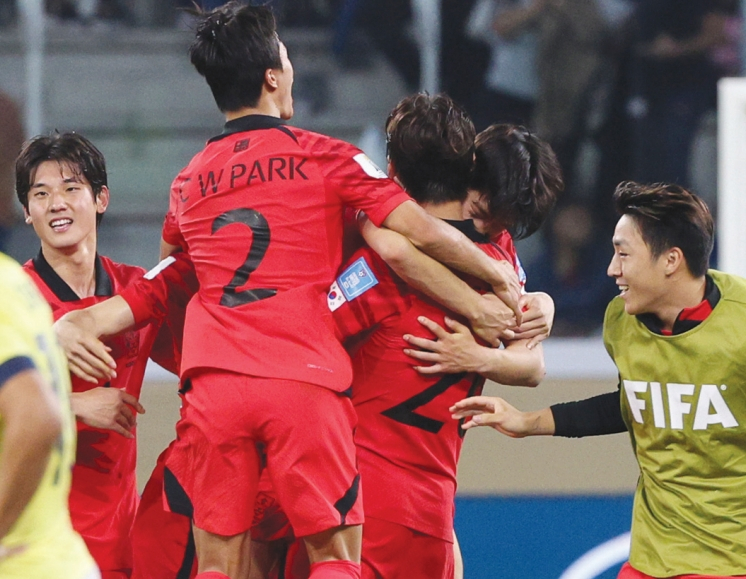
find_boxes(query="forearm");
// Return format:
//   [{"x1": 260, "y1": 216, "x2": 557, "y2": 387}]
[
  {"x1": 480, "y1": 341, "x2": 545, "y2": 386},
  {"x1": 62, "y1": 296, "x2": 136, "y2": 338},
  {"x1": 520, "y1": 407, "x2": 556, "y2": 436},
  {"x1": 0, "y1": 372, "x2": 61, "y2": 539},
  {"x1": 361, "y1": 219, "x2": 483, "y2": 320},
  {"x1": 383, "y1": 202, "x2": 507, "y2": 288},
  {"x1": 550, "y1": 391, "x2": 626, "y2": 438}
]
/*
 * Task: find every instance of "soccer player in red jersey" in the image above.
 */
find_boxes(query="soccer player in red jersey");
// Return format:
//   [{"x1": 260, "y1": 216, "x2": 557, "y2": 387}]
[
  {"x1": 14, "y1": 132, "x2": 172, "y2": 579},
  {"x1": 404, "y1": 123, "x2": 564, "y2": 380},
  {"x1": 157, "y1": 3, "x2": 528, "y2": 578},
  {"x1": 322, "y1": 94, "x2": 551, "y2": 579}
]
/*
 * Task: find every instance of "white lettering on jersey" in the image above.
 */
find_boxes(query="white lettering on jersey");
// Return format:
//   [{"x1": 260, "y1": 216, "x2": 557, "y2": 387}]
[
  {"x1": 622, "y1": 380, "x2": 739, "y2": 430},
  {"x1": 650, "y1": 382, "x2": 666, "y2": 428},
  {"x1": 144, "y1": 255, "x2": 176, "y2": 280},
  {"x1": 353, "y1": 153, "x2": 387, "y2": 179},
  {"x1": 667, "y1": 383, "x2": 695, "y2": 430},
  {"x1": 623, "y1": 380, "x2": 648, "y2": 423},
  {"x1": 693, "y1": 384, "x2": 738, "y2": 430}
]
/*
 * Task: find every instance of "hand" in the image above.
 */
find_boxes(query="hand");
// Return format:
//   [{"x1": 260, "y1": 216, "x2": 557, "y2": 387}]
[
  {"x1": 55, "y1": 311, "x2": 117, "y2": 384},
  {"x1": 403, "y1": 316, "x2": 489, "y2": 375},
  {"x1": 490, "y1": 261, "x2": 523, "y2": 327},
  {"x1": 449, "y1": 396, "x2": 534, "y2": 437},
  {"x1": 468, "y1": 293, "x2": 517, "y2": 346},
  {"x1": 70, "y1": 387, "x2": 145, "y2": 439},
  {"x1": 512, "y1": 292, "x2": 554, "y2": 348}
]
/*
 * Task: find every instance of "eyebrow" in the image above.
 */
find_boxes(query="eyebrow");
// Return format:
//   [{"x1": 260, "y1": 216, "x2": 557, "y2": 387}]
[{"x1": 30, "y1": 176, "x2": 82, "y2": 189}]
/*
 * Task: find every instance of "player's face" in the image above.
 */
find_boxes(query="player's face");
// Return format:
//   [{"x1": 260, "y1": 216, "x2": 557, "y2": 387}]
[
  {"x1": 464, "y1": 189, "x2": 492, "y2": 236},
  {"x1": 25, "y1": 160, "x2": 108, "y2": 255},
  {"x1": 607, "y1": 214, "x2": 668, "y2": 316},
  {"x1": 275, "y1": 41, "x2": 294, "y2": 120}
]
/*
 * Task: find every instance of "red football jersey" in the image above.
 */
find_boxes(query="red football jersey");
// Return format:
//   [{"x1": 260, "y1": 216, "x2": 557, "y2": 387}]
[
  {"x1": 492, "y1": 229, "x2": 526, "y2": 287},
  {"x1": 162, "y1": 114, "x2": 411, "y2": 391},
  {"x1": 23, "y1": 252, "x2": 162, "y2": 573},
  {"x1": 330, "y1": 220, "x2": 506, "y2": 541}
]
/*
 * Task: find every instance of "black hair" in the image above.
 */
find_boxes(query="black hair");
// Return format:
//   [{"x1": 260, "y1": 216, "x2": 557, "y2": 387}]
[
  {"x1": 188, "y1": 1, "x2": 282, "y2": 112},
  {"x1": 385, "y1": 92, "x2": 475, "y2": 204},
  {"x1": 16, "y1": 132, "x2": 108, "y2": 226},
  {"x1": 470, "y1": 124, "x2": 562, "y2": 240},
  {"x1": 613, "y1": 181, "x2": 714, "y2": 277}
]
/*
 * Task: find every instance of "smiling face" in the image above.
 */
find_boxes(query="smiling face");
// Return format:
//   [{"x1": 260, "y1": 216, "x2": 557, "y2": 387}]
[
  {"x1": 607, "y1": 214, "x2": 670, "y2": 316},
  {"x1": 25, "y1": 160, "x2": 108, "y2": 256}
]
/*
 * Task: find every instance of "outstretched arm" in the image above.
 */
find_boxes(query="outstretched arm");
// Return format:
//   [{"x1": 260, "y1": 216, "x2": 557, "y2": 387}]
[
  {"x1": 450, "y1": 396, "x2": 555, "y2": 437},
  {"x1": 450, "y1": 391, "x2": 627, "y2": 438}
]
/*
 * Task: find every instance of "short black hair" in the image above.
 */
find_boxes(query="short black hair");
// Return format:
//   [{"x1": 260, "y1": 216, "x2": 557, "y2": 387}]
[
  {"x1": 613, "y1": 181, "x2": 714, "y2": 277},
  {"x1": 188, "y1": 1, "x2": 282, "y2": 113},
  {"x1": 16, "y1": 132, "x2": 108, "y2": 226},
  {"x1": 470, "y1": 124, "x2": 562, "y2": 240},
  {"x1": 385, "y1": 93, "x2": 475, "y2": 205}
]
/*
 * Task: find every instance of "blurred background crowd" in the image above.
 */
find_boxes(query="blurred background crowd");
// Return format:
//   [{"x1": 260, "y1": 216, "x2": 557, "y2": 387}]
[{"x1": 0, "y1": 0, "x2": 741, "y2": 336}]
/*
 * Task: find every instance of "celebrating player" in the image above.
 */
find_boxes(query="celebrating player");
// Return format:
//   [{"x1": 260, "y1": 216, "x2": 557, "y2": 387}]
[
  {"x1": 0, "y1": 252, "x2": 98, "y2": 579},
  {"x1": 157, "y1": 3, "x2": 531, "y2": 578},
  {"x1": 451, "y1": 182, "x2": 746, "y2": 579},
  {"x1": 332, "y1": 94, "x2": 549, "y2": 578},
  {"x1": 15, "y1": 132, "x2": 174, "y2": 579},
  {"x1": 404, "y1": 123, "x2": 562, "y2": 375}
]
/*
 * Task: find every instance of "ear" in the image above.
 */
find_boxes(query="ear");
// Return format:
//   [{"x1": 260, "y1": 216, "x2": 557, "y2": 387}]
[
  {"x1": 663, "y1": 247, "x2": 685, "y2": 276},
  {"x1": 23, "y1": 207, "x2": 31, "y2": 224},
  {"x1": 387, "y1": 159, "x2": 397, "y2": 181},
  {"x1": 96, "y1": 186, "x2": 110, "y2": 215},
  {"x1": 265, "y1": 67, "x2": 279, "y2": 90}
]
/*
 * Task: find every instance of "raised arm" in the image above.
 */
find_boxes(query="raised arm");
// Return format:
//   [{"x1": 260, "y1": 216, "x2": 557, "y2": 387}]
[
  {"x1": 360, "y1": 218, "x2": 516, "y2": 344},
  {"x1": 381, "y1": 201, "x2": 523, "y2": 324}
]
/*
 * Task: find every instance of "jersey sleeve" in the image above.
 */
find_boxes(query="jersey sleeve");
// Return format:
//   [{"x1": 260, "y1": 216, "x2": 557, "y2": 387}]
[
  {"x1": 308, "y1": 135, "x2": 412, "y2": 227},
  {"x1": 161, "y1": 172, "x2": 188, "y2": 248},
  {"x1": 118, "y1": 253, "x2": 197, "y2": 326},
  {"x1": 0, "y1": 324, "x2": 36, "y2": 388},
  {"x1": 329, "y1": 248, "x2": 411, "y2": 339}
]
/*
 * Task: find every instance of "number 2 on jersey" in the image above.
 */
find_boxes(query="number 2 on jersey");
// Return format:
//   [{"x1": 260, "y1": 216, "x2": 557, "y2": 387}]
[
  {"x1": 212, "y1": 208, "x2": 278, "y2": 308},
  {"x1": 381, "y1": 372, "x2": 468, "y2": 434}
]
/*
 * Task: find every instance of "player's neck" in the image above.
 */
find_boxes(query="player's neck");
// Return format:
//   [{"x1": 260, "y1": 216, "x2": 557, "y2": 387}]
[
  {"x1": 225, "y1": 97, "x2": 283, "y2": 121},
  {"x1": 41, "y1": 236, "x2": 98, "y2": 299},
  {"x1": 421, "y1": 200, "x2": 464, "y2": 221},
  {"x1": 652, "y1": 274, "x2": 707, "y2": 332}
]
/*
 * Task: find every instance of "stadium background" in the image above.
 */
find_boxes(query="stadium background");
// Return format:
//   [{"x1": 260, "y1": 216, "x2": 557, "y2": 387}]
[{"x1": 2, "y1": 1, "x2": 740, "y2": 576}]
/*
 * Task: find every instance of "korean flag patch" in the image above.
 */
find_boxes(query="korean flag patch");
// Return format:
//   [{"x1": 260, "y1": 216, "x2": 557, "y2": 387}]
[{"x1": 327, "y1": 257, "x2": 379, "y2": 312}]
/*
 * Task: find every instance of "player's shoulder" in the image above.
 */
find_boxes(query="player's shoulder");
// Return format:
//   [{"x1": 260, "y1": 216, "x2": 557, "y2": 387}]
[
  {"x1": 710, "y1": 269, "x2": 746, "y2": 305},
  {"x1": 291, "y1": 126, "x2": 362, "y2": 156},
  {"x1": 99, "y1": 255, "x2": 147, "y2": 285}
]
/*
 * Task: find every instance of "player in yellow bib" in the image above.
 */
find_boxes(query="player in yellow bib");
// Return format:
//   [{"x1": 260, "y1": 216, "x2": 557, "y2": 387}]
[
  {"x1": 450, "y1": 182, "x2": 746, "y2": 579},
  {"x1": 0, "y1": 252, "x2": 98, "y2": 579}
]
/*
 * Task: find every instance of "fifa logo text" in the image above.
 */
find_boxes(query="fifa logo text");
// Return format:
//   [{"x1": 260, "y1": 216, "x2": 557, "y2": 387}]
[{"x1": 623, "y1": 380, "x2": 738, "y2": 430}]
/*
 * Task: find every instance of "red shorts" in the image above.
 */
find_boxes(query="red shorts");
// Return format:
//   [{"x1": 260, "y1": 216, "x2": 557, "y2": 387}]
[
  {"x1": 251, "y1": 468, "x2": 294, "y2": 543},
  {"x1": 618, "y1": 562, "x2": 746, "y2": 579},
  {"x1": 165, "y1": 371, "x2": 363, "y2": 538},
  {"x1": 362, "y1": 516, "x2": 454, "y2": 579},
  {"x1": 131, "y1": 446, "x2": 196, "y2": 579}
]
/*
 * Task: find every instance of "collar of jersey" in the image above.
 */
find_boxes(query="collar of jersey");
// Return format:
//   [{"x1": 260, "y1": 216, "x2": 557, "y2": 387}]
[
  {"x1": 636, "y1": 274, "x2": 720, "y2": 335},
  {"x1": 443, "y1": 218, "x2": 490, "y2": 243},
  {"x1": 33, "y1": 249, "x2": 113, "y2": 302},
  {"x1": 209, "y1": 114, "x2": 292, "y2": 144}
]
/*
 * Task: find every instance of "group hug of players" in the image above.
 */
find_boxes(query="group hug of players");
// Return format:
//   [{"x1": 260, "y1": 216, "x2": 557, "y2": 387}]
[{"x1": 2, "y1": 2, "x2": 746, "y2": 579}]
